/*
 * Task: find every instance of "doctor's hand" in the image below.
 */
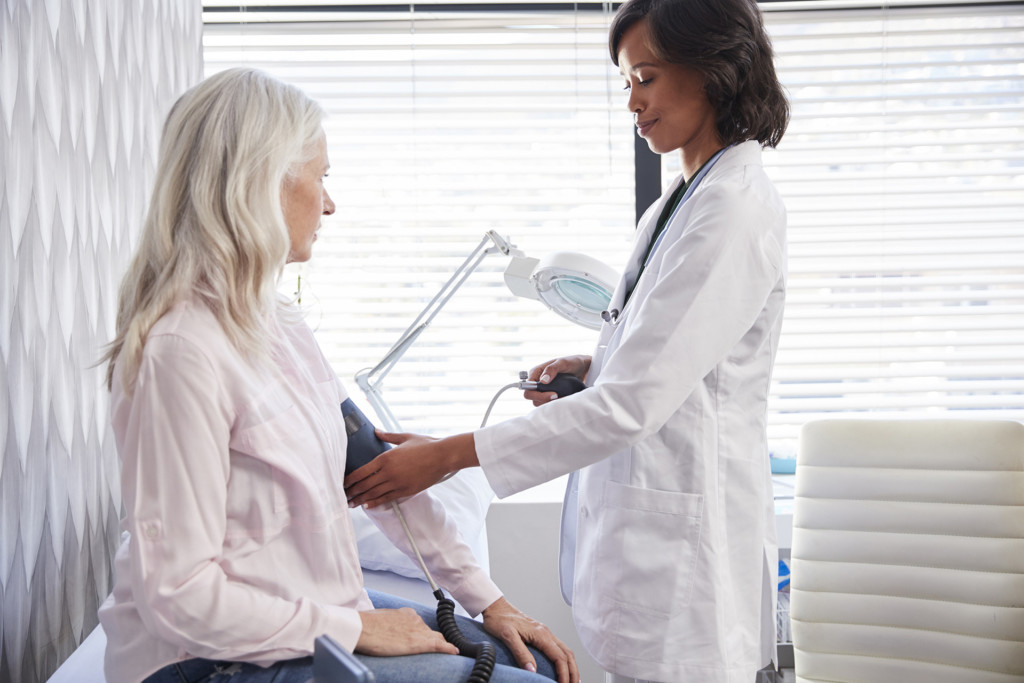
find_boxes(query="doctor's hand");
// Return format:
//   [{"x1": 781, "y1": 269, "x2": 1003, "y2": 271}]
[
  {"x1": 344, "y1": 431, "x2": 478, "y2": 509},
  {"x1": 356, "y1": 607, "x2": 459, "y2": 656},
  {"x1": 523, "y1": 355, "x2": 592, "y2": 407},
  {"x1": 482, "y1": 597, "x2": 580, "y2": 683}
]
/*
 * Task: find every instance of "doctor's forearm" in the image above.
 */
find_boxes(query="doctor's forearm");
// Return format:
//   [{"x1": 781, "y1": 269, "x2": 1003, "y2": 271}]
[
  {"x1": 440, "y1": 432, "x2": 480, "y2": 471},
  {"x1": 347, "y1": 430, "x2": 481, "y2": 507}
]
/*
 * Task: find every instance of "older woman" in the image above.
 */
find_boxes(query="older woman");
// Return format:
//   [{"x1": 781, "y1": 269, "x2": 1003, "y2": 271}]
[{"x1": 100, "y1": 68, "x2": 577, "y2": 683}]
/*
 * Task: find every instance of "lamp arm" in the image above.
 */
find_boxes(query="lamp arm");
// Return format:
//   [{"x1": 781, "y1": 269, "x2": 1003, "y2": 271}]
[{"x1": 354, "y1": 230, "x2": 518, "y2": 431}]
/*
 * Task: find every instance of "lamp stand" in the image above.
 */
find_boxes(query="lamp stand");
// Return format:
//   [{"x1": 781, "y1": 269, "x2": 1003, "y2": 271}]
[{"x1": 354, "y1": 230, "x2": 521, "y2": 431}]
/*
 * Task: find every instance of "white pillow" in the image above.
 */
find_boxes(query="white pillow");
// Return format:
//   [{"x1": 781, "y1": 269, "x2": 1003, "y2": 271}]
[{"x1": 353, "y1": 467, "x2": 494, "y2": 578}]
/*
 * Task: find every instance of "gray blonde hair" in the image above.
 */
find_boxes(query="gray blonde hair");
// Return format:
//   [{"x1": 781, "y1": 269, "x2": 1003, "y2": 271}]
[{"x1": 105, "y1": 68, "x2": 325, "y2": 391}]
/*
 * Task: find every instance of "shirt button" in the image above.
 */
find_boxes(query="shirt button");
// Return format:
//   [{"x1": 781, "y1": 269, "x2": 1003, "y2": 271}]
[{"x1": 145, "y1": 525, "x2": 159, "y2": 538}]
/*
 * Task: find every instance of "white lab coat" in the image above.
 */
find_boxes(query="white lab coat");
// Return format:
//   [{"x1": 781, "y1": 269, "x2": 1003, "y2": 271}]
[{"x1": 476, "y1": 140, "x2": 786, "y2": 682}]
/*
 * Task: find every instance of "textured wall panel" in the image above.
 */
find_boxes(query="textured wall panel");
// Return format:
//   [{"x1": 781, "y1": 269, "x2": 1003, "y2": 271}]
[{"x1": 0, "y1": 2, "x2": 202, "y2": 681}]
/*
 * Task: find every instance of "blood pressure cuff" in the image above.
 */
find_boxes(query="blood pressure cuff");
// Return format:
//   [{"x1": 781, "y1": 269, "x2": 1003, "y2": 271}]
[{"x1": 341, "y1": 398, "x2": 391, "y2": 476}]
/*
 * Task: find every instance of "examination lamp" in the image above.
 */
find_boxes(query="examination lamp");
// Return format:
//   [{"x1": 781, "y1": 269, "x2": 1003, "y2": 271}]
[
  {"x1": 504, "y1": 250, "x2": 619, "y2": 331},
  {"x1": 354, "y1": 230, "x2": 617, "y2": 431}
]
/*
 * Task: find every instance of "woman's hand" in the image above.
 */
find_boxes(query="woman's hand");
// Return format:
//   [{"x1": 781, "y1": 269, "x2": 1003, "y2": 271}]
[
  {"x1": 343, "y1": 431, "x2": 478, "y2": 509},
  {"x1": 356, "y1": 608, "x2": 459, "y2": 657},
  {"x1": 482, "y1": 597, "x2": 580, "y2": 683},
  {"x1": 523, "y1": 355, "x2": 592, "y2": 406}
]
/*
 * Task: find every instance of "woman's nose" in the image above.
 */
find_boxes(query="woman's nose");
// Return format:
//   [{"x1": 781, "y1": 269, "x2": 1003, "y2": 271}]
[
  {"x1": 323, "y1": 189, "x2": 336, "y2": 215},
  {"x1": 627, "y1": 89, "x2": 643, "y2": 115}
]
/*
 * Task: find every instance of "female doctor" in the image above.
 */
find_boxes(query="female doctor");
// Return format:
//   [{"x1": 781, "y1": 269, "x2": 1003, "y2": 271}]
[{"x1": 345, "y1": 0, "x2": 790, "y2": 680}]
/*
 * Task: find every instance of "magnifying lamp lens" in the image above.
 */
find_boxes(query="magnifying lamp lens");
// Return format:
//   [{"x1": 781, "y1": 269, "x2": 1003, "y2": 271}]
[
  {"x1": 551, "y1": 275, "x2": 611, "y2": 312},
  {"x1": 505, "y1": 250, "x2": 619, "y2": 329}
]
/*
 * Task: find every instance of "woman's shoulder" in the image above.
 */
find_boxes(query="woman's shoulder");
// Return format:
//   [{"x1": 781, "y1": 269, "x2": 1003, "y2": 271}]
[
  {"x1": 708, "y1": 141, "x2": 767, "y2": 185},
  {"x1": 700, "y1": 143, "x2": 783, "y2": 212},
  {"x1": 145, "y1": 297, "x2": 239, "y2": 369},
  {"x1": 136, "y1": 298, "x2": 263, "y2": 402},
  {"x1": 150, "y1": 296, "x2": 224, "y2": 343}
]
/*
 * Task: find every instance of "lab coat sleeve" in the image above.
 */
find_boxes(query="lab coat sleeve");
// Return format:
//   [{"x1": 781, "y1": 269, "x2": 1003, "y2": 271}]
[
  {"x1": 364, "y1": 493, "x2": 503, "y2": 616},
  {"x1": 121, "y1": 334, "x2": 362, "y2": 661},
  {"x1": 476, "y1": 171, "x2": 785, "y2": 496}
]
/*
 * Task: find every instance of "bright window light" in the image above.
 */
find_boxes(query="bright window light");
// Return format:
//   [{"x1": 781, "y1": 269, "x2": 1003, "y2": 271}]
[{"x1": 203, "y1": 1, "x2": 1024, "y2": 440}]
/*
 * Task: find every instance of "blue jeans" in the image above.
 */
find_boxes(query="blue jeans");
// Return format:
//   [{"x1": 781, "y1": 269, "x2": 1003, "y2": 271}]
[{"x1": 142, "y1": 590, "x2": 556, "y2": 683}]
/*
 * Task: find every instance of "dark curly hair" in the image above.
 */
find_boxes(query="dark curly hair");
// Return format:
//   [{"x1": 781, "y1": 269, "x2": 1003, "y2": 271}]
[{"x1": 610, "y1": 0, "x2": 789, "y2": 148}]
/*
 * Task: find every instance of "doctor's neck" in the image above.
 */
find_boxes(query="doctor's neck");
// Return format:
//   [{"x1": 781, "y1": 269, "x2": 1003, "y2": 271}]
[
  {"x1": 679, "y1": 146, "x2": 718, "y2": 183},
  {"x1": 678, "y1": 128, "x2": 726, "y2": 181}
]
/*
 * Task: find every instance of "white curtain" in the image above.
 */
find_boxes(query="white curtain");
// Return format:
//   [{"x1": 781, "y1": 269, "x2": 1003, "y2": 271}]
[{"x1": 0, "y1": 2, "x2": 202, "y2": 681}]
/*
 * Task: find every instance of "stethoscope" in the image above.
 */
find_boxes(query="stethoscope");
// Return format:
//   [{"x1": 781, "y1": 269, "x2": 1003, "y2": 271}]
[{"x1": 600, "y1": 144, "x2": 733, "y2": 328}]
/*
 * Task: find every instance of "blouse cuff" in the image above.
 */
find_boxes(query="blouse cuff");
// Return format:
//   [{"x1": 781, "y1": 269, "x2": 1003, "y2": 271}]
[{"x1": 448, "y1": 565, "x2": 503, "y2": 617}]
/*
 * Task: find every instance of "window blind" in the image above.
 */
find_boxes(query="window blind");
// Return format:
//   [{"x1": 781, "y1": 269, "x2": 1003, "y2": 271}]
[
  {"x1": 203, "y1": 1, "x2": 636, "y2": 435},
  {"x1": 204, "y1": 1, "x2": 1023, "y2": 441},
  {"x1": 753, "y1": 3, "x2": 1024, "y2": 439}
]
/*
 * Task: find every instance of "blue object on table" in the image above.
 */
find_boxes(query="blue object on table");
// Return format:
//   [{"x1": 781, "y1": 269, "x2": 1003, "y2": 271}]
[
  {"x1": 771, "y1": 458, "x2": 797, "y2": 474},
  {"x1": 778, "y1": 559, "x2": 791, "y2": 591}
]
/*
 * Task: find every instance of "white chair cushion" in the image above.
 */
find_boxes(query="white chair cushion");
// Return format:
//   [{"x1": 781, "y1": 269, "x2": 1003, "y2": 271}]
[{"x1": 791, "y1": 419, "x2": 1024, "y2": 683}]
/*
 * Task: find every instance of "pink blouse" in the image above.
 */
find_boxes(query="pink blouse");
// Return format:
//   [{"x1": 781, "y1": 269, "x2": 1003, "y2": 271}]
[{"x1": 99, "y1": 297, "x2": 501, "y2": 683}]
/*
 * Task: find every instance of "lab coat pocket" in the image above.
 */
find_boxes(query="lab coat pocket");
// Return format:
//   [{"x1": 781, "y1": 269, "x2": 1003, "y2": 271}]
[{"x1": 598, "y1": 480, "x2": 703, "y2": 615}]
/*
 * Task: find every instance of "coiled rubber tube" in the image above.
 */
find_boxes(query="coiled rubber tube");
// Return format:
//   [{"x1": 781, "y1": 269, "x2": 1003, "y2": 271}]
[{"x1": 434, "y1": 589, "x2": 496, "y2": 683}]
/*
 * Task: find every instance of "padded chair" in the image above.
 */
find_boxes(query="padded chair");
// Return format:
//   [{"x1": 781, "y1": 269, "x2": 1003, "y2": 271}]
[{"x1": 790, "y1": 419, "x2": 1024, "y2": 683}]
